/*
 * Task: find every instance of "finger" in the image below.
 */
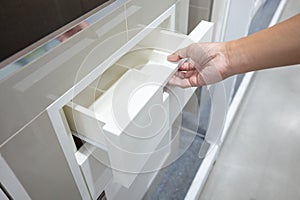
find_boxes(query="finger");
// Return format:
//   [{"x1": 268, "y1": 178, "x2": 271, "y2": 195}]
[
  {"x1": 167, "y1": 47, "x2": 188, "y2": 61},
  {"x1": 175, "y1": 70, "x2": 195, "y2": 79},
  {"x1": 183, "y1": 70, "x2": 195, "y2": 78},
  {"x1": 167, "y1": 54, "x2": 181, "y2": 62},
  {"x1": 175, "y1": 71, "x2": 186, "y2": 79},
  {"x1": 168, "y1": 75, "x2": 191, "y2": 88},
  {"x1": 178, "y1": 62, "x2": 195, "y2": 71}
]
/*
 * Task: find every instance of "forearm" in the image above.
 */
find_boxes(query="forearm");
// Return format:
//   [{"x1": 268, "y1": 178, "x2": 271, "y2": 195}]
[{"x1": 225, "y1": 13, "x2": 300, "y2": 76}]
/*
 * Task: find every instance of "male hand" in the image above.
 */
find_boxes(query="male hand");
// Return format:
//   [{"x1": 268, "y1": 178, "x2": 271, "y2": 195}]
[{"x1": 167, "y1": 42, "x2": 230, "y2": 88}]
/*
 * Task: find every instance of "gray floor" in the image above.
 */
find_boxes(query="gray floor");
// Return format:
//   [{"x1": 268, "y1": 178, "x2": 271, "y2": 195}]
[{"x1": 199, "y1": 1, "x2": 300, "y2": 199}]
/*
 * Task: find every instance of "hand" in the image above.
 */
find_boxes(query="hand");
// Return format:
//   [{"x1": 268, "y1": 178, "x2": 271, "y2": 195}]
[{"x1": 167, "y1": 42, "x2": 231, "y2": 88}]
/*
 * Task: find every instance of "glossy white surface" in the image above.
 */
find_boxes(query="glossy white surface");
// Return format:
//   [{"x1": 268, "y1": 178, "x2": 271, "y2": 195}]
[
  {"x1": 0, "y1": 111, "x2": 82, "y2": 200},
  {"x1": 106, "y1": 122, "x2": 171, "y2": 199}
]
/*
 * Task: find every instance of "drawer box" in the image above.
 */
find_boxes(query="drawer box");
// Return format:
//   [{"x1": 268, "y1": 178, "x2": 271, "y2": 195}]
[{"x1": 63, "y1": 21, "x2": 213, "y2": 188}]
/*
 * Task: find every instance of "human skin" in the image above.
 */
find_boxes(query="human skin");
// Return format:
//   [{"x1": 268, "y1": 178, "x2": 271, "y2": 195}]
[{"x1": 167, "y1": 14, "x2": 300, "y2": 88}]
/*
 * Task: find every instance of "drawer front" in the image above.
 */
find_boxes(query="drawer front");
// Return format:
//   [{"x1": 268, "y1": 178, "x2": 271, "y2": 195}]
[
  {"x1": 105, "y1": 122, "x2": 171, "y2": 199},
  {"x1": 103, "y1": 92, "x2": 170, "y2": 188},
  {"x1": 165, "y1": 86, "x2": 197, "y2": 124},
  {"x1": 76, "y1": 143, "x2": 112, "y2": 199}
]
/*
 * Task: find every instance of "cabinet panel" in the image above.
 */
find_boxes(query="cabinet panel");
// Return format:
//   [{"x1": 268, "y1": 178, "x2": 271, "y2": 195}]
[{"x1": 0, "y1": 112, "x2": 81, "y2": 200}]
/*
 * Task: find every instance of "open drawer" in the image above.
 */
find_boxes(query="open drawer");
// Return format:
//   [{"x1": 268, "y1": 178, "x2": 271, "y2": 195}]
[{"x1": 63, "y1": 21, "x2": 213, "y2": 188}]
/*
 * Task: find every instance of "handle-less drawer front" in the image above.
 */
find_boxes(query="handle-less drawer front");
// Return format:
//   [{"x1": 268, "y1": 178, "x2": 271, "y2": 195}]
[
  {"x1": 63, "y1": 21, "x2": 213, "y2": 188},
  {"x1": 75, "y1": 143, "x2": 112, "y2": 199}
]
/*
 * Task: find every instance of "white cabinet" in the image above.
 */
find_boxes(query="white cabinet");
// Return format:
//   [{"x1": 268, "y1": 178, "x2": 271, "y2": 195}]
[
  {"x1": 47, "y1": 8, "x2": 213, "y2": 198},
  {"x1": 0, "y1": 0, "x2": 272, "y2": 199}
]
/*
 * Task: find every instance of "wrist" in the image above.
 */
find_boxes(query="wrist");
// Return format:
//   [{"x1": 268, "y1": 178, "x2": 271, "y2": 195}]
[
  {"x1": 213, "y1": 42, "x2": 236, "y2": 79},
  {"x1": 225, "y1": 38, "x2": 251, "y2": 76},
  {"x1": 224, "y1": 41, "x2": 239, "y2": 77}
]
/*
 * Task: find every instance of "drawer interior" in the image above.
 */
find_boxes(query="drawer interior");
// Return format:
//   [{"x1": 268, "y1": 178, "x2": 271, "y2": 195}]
[
  {"x1": 63, "y1": 48, "x2": 172, "y2": 129},
  {"x1": 62, "y1": 25, "x2": 195, "y2": 152}
]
